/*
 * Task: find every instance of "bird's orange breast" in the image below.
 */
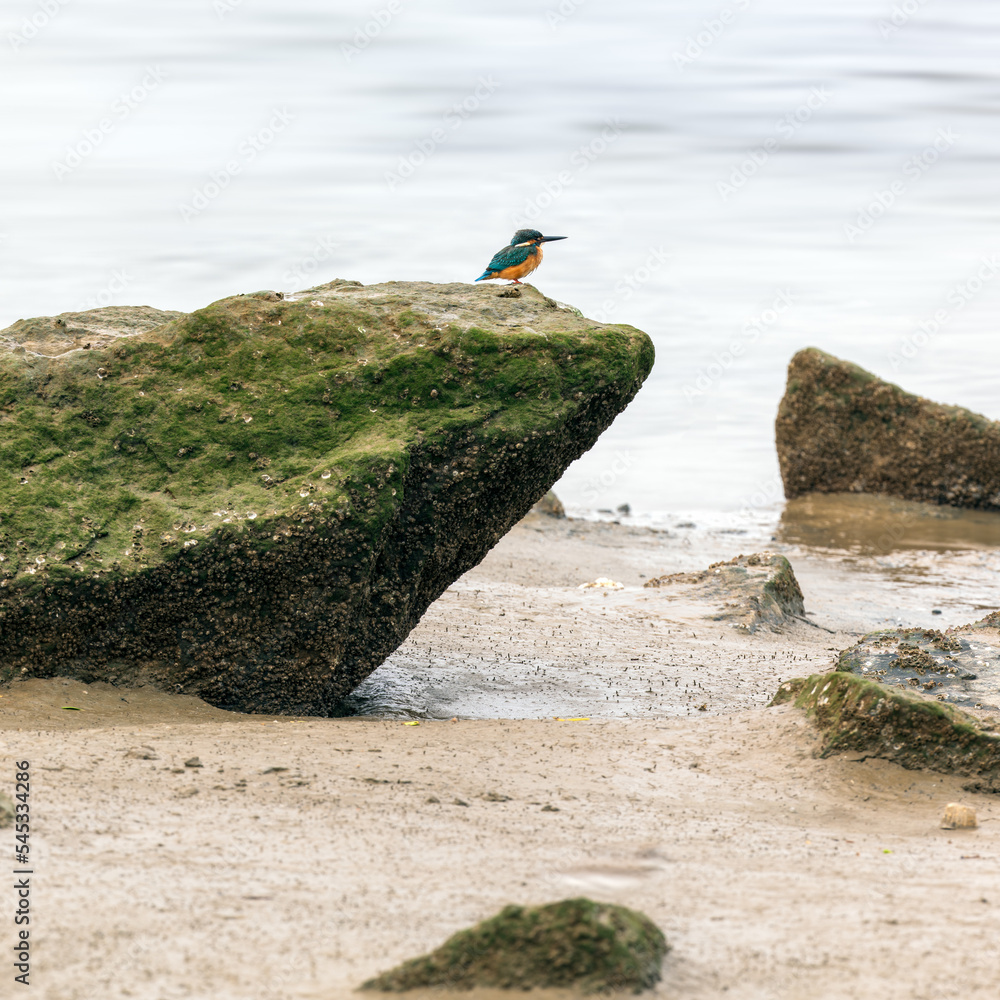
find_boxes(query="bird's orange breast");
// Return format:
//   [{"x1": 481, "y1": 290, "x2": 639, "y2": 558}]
[{"x1": 494, "y1": 246, "x2": 542, "y2": 281}]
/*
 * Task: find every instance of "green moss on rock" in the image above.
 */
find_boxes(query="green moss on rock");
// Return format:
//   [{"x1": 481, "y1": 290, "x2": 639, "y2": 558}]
[
  {"x1": 361, "y1": 898, "x2": 668, "y2": 994},
  {"x1": 771, "y1": 672, "x2": 1000, "y2": 778},
  {"x1": 775, "y1": 348, "x2": 1000, "y2": 508},
  {"x1": 0, "y1": 281, "x2": 653, "y2": 714}
]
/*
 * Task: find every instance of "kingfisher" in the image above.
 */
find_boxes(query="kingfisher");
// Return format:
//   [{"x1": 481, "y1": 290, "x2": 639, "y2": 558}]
[{"x1": 474, "y1": 229, "x2": 567, "y2": 285}]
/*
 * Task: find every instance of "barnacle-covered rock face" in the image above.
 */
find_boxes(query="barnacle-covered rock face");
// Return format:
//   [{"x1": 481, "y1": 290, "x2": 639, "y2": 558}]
[
  {"x1": 834, "y1": 623, "x2": 1000, "y2": 712},
  {"x1": 0, "y1": 281, "x2": 653, "y2": 714},
  {"x1": 776, "y1": 348, "x2": 1000, "y2": 509}
]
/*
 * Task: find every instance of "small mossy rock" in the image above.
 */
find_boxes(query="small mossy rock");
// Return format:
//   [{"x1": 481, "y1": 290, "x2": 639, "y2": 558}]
[
  {"x1": 0, "y1": 281, "x2": 653, "y2": 714},
  {"x1": 771, "y1": 672, "x2": 1000, "y2": 780},
  {"x1": 360, "y1": 898, "x2": 668, "y2": 994},
  {"x1": 531, "y1": 489, "x2": 566, "y2": 518},
  {"x1": 645, "y1": 552, "x2": 804, "y2": 631},
  {"x1": 776, "y1": 348, "x2": 1000, "y2": 508},
  {"x1": 835, "y1": 624, "x2": 1000, "y2": 712}
]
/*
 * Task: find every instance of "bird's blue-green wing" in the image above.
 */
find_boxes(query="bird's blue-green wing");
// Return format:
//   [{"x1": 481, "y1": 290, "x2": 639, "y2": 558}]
[{"x1": 484, "y1": 244, "x2": 532, "y2": 273}]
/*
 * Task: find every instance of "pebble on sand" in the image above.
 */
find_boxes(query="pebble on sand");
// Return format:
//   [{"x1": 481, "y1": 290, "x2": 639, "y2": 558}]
[{"x1": 940, "y1": 803, "x2": 978, "y2": 830}]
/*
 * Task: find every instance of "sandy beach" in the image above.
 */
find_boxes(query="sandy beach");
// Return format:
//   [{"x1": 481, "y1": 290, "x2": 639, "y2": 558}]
[{"x1": 4, "y1": 509, "x2": 999, "y2": 1000}]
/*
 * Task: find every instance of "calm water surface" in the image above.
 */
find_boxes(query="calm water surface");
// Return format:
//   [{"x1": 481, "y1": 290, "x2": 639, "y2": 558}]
[{"x1": 3, "y1": 0, "x2": 1000, "y2": 514}]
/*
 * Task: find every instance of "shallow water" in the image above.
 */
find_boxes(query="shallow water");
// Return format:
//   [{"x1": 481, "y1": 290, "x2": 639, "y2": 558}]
[
  {"x1": 4, "y1": 1, "x2": 1000, "y2": 513},
  {"x1": 778, "y1": 492, "x2": 1000, "y2": 553}
]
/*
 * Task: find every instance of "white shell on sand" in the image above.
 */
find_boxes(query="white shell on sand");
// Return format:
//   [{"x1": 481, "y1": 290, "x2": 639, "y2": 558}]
[{"x1": 578, "y1": 577, "x2": 624, "y2": 590}]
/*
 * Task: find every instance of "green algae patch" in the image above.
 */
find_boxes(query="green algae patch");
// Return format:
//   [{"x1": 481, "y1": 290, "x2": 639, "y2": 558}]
[
  {"x1": 771, "y1": 672, "x2": 1000, "y2": 778},
  {"x1": 360, "y1": 898, "x2": 668, "y2": 994},
  {"x1": 0, "y1": 282, "x2": 652, "y2": 714},
  {"x1": 776, "y1": 347, "x2": 1000, "y2": 509}
]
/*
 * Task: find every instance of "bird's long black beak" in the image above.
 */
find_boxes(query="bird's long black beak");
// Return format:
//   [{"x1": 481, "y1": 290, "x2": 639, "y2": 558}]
[{"x1": 538, "y1": 235, "x2": 567, "y2": 242}]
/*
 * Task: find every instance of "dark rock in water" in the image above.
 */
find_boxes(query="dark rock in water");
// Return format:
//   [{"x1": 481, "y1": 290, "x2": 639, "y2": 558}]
[
  {"x1": 0, "y1": 281, "x2": 652, "y2": 715},
  {"x1": 772, "y1": 672, "x2": 1000, "y2": 787},
  {"x1": 835, "y1": 616, "x2": 1000, "y2": 713},
  {"x1": 531, "y1": 489, "x2": 566, "y2": 518},
  {"x1": 645, "y1": 552, "x2": 805, "y2": 631},
  {"x1": 360, "y1": 897, "x2": 668, "y2": 994},
  {"x1": 776, "y1": 348, "x2": 1000, "y2": 509}
]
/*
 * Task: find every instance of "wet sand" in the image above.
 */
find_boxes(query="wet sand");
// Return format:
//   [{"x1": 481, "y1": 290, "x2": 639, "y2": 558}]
[
  {"x1": 3, "y1": 504, "x2": 1000, "y2": 999},
  {"x1": 348, "y1": 502, "x2": 1000, "y2": 720}
]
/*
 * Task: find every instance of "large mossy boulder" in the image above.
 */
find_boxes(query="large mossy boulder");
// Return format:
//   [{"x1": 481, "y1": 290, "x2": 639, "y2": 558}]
[
  {"x1": 0, "y1": 281, "x2": 653, "y2": 714},
  {"x1": 361, "y1": 898, "x2": 668, "y2": 994},
  {"x1": 776, "y1": 348, "x2": 1000, "y2": 508}
]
